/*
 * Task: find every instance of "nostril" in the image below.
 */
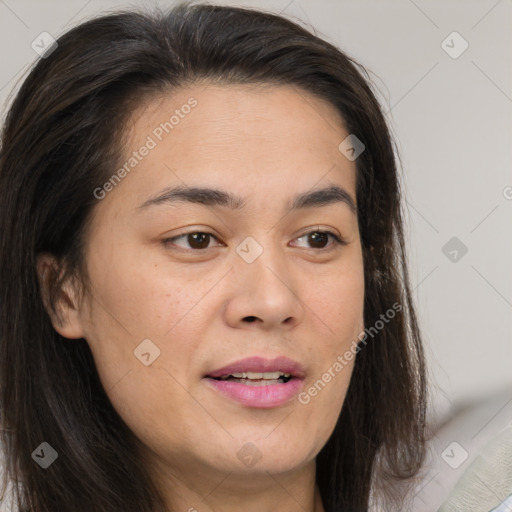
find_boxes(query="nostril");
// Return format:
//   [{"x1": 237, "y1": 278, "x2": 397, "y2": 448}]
[{"x1": 244, "y1": 316, "x2": 257, "y2": 323}]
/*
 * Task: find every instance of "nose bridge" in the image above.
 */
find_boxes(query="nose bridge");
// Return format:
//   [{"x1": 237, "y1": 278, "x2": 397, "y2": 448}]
[{"x1": 233, "y1": 233, "x2": 297, "y2": 305}]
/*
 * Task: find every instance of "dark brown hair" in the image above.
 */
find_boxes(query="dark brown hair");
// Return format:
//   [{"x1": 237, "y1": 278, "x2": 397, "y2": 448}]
[{"x1": 0, "y1": 2, "x2": 427, "y2": 511}]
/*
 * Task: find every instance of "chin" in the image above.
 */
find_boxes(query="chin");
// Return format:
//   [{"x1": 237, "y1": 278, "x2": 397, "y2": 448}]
[{"x1": 217, "y1": 438, "x2": 315, "y2": 475}]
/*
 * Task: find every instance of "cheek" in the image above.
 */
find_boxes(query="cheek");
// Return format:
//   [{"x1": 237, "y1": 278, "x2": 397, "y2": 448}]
[
  {"x1": 87, "y1": 243, "x2": 214, "y2": 343},
  {"x1": 81, "y1": 269, "x2": 212, "y2": 455},
  {"x1": 311, "y1": 262, "x2": 365, "y2": 343},
  {"x1": 81, "y1": 248, "x2": 212, "y2": 403},
  {"x1": 296, "y1": 261, "x2": 364, "y2": 428}
]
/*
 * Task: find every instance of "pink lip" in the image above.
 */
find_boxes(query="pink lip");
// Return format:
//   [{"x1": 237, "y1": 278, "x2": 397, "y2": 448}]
[{"x1": 204, "y1": 356, "x2": 306, "y2": 409}]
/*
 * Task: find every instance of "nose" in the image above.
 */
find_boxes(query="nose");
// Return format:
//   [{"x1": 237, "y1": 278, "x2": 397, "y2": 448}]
[{"x1": 223, "y1": 241, "x2": 305, "y2": 331}]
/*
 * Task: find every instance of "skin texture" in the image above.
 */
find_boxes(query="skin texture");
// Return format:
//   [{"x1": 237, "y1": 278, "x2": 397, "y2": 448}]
[{"x1": 37, "y1": 83, "x2": 365, "y2": 512}]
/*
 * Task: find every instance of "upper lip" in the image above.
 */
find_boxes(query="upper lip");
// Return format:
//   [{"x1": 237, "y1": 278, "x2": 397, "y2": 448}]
[{"x1": 205, "y1": 356, "x2": 306, "y2": 379}]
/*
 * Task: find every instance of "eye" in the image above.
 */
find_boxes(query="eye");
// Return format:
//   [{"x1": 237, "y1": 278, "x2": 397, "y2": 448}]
[
  {"x1": 291, "y1": 230, "x2": 347, "y2": 251},
  {"x1": 163, "y1": 231, "x2": 223, "y2": 251},
  {"x1": 163, "y1": 229, "x2": 346, "y2": 252}
]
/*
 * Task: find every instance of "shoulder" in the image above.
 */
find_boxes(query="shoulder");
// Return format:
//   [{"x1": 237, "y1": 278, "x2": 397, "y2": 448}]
[{"x1": 406, "y1": 389, "x2": 512, "y2": 512}]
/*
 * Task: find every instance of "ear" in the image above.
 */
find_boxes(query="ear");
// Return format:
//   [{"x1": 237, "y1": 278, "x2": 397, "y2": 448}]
[{"x1": 36, "y1": 252, "x2": 86, "y2": 339}]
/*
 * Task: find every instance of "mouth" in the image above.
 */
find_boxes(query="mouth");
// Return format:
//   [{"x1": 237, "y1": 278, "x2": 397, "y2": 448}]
[
  {"x1": 209, "y1": 371, "x2": 294, "y2": 385},
  {"x1": 203, "y1": 356, "x2": 305, "y2": 408},
  {"x1": 204, "y1": 355, "x2": 305, "y2": 381}
]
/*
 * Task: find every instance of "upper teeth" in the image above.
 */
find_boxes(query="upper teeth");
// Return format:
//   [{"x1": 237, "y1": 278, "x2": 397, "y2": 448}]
[{"x1": 224, "y1": 371, "x2": 291, "y2": 379}]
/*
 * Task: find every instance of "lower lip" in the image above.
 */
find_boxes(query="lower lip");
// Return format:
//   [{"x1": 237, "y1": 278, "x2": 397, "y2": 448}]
[{"x1": 204, "y1": 377, "x2": 304, "y2": 408}]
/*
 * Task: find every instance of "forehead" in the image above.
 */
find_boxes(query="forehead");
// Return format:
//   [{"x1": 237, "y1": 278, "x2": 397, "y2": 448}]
[
  {"x1": 95, "y1": 82, "x2": 358, "y2": 219},
  {"x1": 129, "y1": 81, "x2": 351, "y2": 161}
]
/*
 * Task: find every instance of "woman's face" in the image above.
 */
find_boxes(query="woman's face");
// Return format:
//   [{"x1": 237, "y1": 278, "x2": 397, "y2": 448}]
[{"x1": 48, "y1": 83, "x2": 365, "y2": 491}]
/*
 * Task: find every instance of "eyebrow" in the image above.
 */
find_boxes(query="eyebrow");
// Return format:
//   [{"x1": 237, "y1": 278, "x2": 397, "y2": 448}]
[{"x1": 137, "y1": 183, "x2": 357, "y2": 214}]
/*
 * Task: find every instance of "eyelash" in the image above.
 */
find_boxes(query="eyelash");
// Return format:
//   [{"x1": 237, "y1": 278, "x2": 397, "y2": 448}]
[{"x1": 163, "y1": 229, "x2": 347, "y2": 253}]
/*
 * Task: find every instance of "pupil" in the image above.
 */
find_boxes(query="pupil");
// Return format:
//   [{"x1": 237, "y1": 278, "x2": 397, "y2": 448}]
[
  {"x1": 189, "y1": 233, "x2": 209, "y2": 249},
  {"x1": 309, "y1": 232, "x2": 327, "y2": 249}
]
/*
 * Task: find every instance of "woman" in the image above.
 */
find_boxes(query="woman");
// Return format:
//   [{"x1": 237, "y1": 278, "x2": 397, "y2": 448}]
[{"x1": 0, "y1": 3, "x2": 427, "y2": 511}]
